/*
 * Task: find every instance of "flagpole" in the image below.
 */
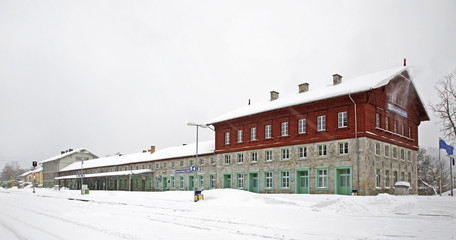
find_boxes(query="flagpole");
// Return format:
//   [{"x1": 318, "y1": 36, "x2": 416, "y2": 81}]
[
  {"x1": 451, "y1": 156, "x2": 454, "y2": 196},
  {"x1": 439, "y1": 138, "x2": 442, "y2": 196}
]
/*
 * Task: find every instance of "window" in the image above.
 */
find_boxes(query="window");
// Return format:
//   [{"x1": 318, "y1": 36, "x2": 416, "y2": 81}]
[
  {"x1": 281, "y1": 122, "x2": 288, "y2": 136},
  {"x1": 408, "y1": 151, "x2": 411, "y2": 161},
  {"x1": 156, "y1": 163, "x2": 160, "y2": 169},
  {"x1": 316, "y1": 168, "x2": 328, "y2": 189},
  {"x1": 298, "y1": 146, "x2": 307, "y2": 159},
  {"x1": 393, "y1": 147, "x2": 398, "y2": 159},
  {"x1": 298, "y1": 119, "x2": 306, "y2": 134},
  {"x1": 199, "y1": 175, "x2": 205, "y2": 189},
  {"x1": 338, "y1": 112, "x2": 347, "y2": 128},
  {"x1": 264, "y1": 171, "x2": 273, "y2": 189},
  {"x1": 237, "y1": 130, "x2": 243, "y2": 143},
  {"x1": 179, "y1": 176, "x2": 185, "y2": 189},
  {"x1": 401, "y1": 123, "x2": 404, "y2": 136},
  {"x1": 338, "y1": 142, "x2": 348, "y2": 155},
  {"x1": 210, "y1": 157, "x2": 215, "y2": 165},
  {"x1": 280, "y1": 170, "x2": 290, "y2": 189},
  {"x1": 225, "y1": 132, "x2": 230, "y2": 145},
  {"x1": 401, "y1": 172, "x2": 405, "y2": 181},
  {"x1": 317, "y1": 115, "x2": 326, "y2": 131},
  {"x1": 265, "y1": 150, "x2": 272, "y2": 161},
  {"x1": 237, "y1": 173, "x2": 244, "y2": 189},
  {"x1": 375, "y1": 143, "x2": 381, "y2": 155},
  {"x1": 318, "y1": 144, "x2": 327, "y2": 157},
  {"x1": 200, "y1": 158, "x2": 205, "y2": 165},
  {"x1": 385, "y1": 145, "x2": 390, "y2": 158},
  {"x1": 385, "y1": 170, "x2": 390, "y2": 188},
  {"x1": 225, "y1": 155, "x2": 231, "y2": 164},
  {"x1": 237, "y1": 153, "x2": 244, "y2": 163},
  {"x1": 265, "y1": 125, "x2": 272, "y2": 139},
  {"x1": 400, "y1": 149, "x2": 405, "y2": 160},
  {"x1": 281, "y1": 148, "x2": 290, "y2": 160},
  {"x1": 376, "y1": 169, "x2": 381, "y2": 188},
  {"x1": 171, "y1": 176, "x2": 175, "y2": 189},
  {"x1": 393, "y1": 171, "x2": 398, "y2": 184},
  {"x1": 408, "y1": 126, "x2": 412, "y2": 138},
  {"x1": 250, "y1": 127, "x2": 257, "y2": 141},
  {"x1": 376, "y1": 113, "x2": 380, "y2": 128},
  {"x1": 180, "y1": 160, "x2": 184, "y2": 167},
  {"x1": 408, "y1": 173, "x2": 411, "y2": 183},
  {"x1": 385, "y1": 117, "x2": 389, "y2": 131},
  {"x1": 394, "y1": 120, "x2": 397, "y2": 133},
  {"x1": 172, "y1": 162, "x2": 175, "y2": 168},
  {"x1": 210, "y1": 174, "x2": 216, "y2": 189},
  {"x1": 189, "y1": 160, "x2": 193, "y2": 166},
  {"x1": 251, "y1": 152, "x2": 258, "y2": 162}
]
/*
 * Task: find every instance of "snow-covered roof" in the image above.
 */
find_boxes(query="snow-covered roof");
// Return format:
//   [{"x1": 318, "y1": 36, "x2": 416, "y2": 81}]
[
  {"x1": 55, "y1": 169, "x2": 153, "y2": 180},
  {"x1": 206, "y1": 66, "x2": 412, "y2": 124},
  {"x1": 19, "y1": 167, "x2": 43, "y2": 177},
  {"x1": 59, "y1": 140, "x2": 215, "y2": 172},
  {"x1": 394, "y1": 181, "x2": 411, "y2": 188},
  {"x1": 39, "y1": 148, "x2": 97, "y2": 164}
]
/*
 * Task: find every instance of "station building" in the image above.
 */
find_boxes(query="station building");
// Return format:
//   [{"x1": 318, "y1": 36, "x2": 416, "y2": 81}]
[{"x1": 54, "y1": 66, "x2": 429, "y2": 195}]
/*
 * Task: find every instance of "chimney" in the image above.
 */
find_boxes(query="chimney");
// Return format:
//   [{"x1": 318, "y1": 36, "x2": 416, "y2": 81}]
[
  {"x1": 148, "y1": 146, "x2": 155, "y2": 154},
  {"x1": 142, "y1": 150, "x2": 147, "y2": 153},
  {"x1": 61, "y1": 151, "x2": 65, "y2": 155},
  {"x1": 299, "y1": 83, "x2": 309, "y2": 93},
  {"x1": 333, "y1": 74, "x2": 342, "y2": 85},
  {"x1": 69, "y1": 149, "x2": 73, "y2": 152},
  {"x1": 403, "y1": 58, "x2": 406, "y2": 66},
  {"x1": 182, "y1": 144, "x2": 187, "y2": 146},
  {"x1": 270, "y1": 91, "x2": 279, "y2": 101}
]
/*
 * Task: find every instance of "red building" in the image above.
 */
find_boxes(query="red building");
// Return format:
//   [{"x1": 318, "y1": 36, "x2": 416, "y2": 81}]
[{"x1": 207, "y1": 66, "x2": 429, "y2": 195}]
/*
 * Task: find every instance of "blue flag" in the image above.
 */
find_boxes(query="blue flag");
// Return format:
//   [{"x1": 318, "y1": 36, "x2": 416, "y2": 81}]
[{"x1": 439, "y1": 139, "x2": 454, "y2": 155}]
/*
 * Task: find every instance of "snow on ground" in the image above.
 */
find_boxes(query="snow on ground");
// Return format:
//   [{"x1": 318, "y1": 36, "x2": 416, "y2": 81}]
[{"x1": 0, "y1": 188, "x2": 455, "y2": 240}]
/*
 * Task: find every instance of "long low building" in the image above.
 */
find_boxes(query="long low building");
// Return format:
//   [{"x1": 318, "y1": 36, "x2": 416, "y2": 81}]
[{"x1": 55, "y1": 66, "x2": 429, "y2": 195}]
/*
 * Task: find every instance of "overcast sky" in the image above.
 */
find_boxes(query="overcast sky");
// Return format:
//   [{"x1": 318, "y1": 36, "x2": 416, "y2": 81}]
[{"x1": 1, "y1": 0, "x2": 455, "y2": 170}]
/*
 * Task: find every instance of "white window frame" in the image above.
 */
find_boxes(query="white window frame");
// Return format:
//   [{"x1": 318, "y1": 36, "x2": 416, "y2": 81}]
[
  {"x1": 281, "y1": 122, "x2": 289, "y2": 136},
  {"x1": 281, "y1": 148, "x2": 290, "y2": 160},
  {"x1": 385, "y1": 145, "x2": 390, "y2": 158},
  {"x1": 281, "y1": 170, "x2": 290, "y2": 189},
  {"x1": 224, "y1": 155, "x2": 231, "y2": 164},
  {"x1": 298, "y1": 146, "x2": 307, "y2": 159},
  {"x1": 338, "y1": 142, "x2": 348, "y2": 155},
  {"x1": 318, "y1": 144, "x2": 327, "y2": 157},
  {"x1": 265, "y1": 125, "x2": 272, "y2": 139},
  {"x1": 317, "y1": 115, "x2": 326, "y2": 131},
  {"x1": 375, "y1": 142, "x2": 381, "y2": 155},
  {"x1": 376, "y1": 169, "x2": 381, "y2": 188},
  {"x1": 237, "y1": 130, "x2": 243, "y2": 143},
  {"x1": 265, "y1": 150, "x2": 272, "y2": 161},
  {"x1": 225, "y1": 132, "x2": 230, "y2": 145},
  {"x1": 237, "y1": 173, "x2": 244, "y2": 189},
  {"x1": 298, "y1": 119, "x2": 306, "y2": 134},
  {"x1": 265, "y1": 171, "x2": 273, "y2": 189},
  {"x1": 376, "y1": 113, "x2": 380, "y2": 128},
  {"x1": 394, "y1": 120, "x2": 397, "y2": 133},
  {"x1": 385, "y1": 117, "x2": 389, "y2": 131},
  {"x1": 251, "y1": 152, "x2": 258, "y2": 162},
  {"x1": 237, "y1": 153, "x2": 244, "y2": 163},
  {"x1": 385, "y1": 170, "x2": 390, "y2": 188},
  {"x1": 250, "y1": 127, "x2": 257, "y2": 141},
  {"x1": 338, "y1": 112, "x2": 347, "y2": 128}
]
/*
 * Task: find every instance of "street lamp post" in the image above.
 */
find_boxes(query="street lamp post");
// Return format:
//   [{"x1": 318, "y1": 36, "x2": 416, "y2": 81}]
[
  {"x1": 79, "y1": 149, "x2": 89, "y2": 195},
  {"x1": 187, "y1": 122, "x2": 207, "y2": 192}
]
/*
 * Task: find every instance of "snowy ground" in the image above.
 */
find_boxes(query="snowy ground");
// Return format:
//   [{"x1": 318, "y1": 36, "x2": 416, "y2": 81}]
[{"x1": 0, "y1": 187, "x2": 455, "y2": 240}]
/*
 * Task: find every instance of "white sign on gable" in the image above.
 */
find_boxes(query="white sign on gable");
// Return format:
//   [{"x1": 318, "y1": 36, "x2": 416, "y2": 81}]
[{"x1": 388, "y1": 103, "x2": 407, "y2": 118}]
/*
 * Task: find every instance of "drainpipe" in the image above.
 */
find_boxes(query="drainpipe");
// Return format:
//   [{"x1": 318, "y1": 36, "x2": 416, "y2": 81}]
[{"x1": 349, "y1": 93, "x2": 360, "y2": 194}]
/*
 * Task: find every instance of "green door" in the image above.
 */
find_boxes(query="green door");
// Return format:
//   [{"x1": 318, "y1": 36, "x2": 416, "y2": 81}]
[
  {"x1": 296, "y1": 170, "x2": 309, "y2": 194},
  {"x1": 248, "y1": 173, "x2": 259, "y2": 193},
  {"x1": 141, "y1": 179, "x2": 146, "y2": 191},
  {"x1": 223, "y1": 174, "x2": 232, "y2": 188},
  {"x1": 188, "y1": 176, "x2": 195, "y2": 191},
  {"x1": 337, "y1": 168, "x2": 351, "y2": 195},
  {"x1": 162, "y1": 177, "x2": 168, "y2": 191}
]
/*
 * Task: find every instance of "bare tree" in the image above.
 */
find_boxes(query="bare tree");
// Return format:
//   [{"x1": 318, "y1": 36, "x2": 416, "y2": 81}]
[
  {"x1": 430, "y1": 69, "x2": 456, "y2": 140},
  {"x1": 1, "y1": 161, "x2": 25, "y2": 181},
  {"x1": 417, "y1": 148, "x2": 451, "y2": 195}
]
